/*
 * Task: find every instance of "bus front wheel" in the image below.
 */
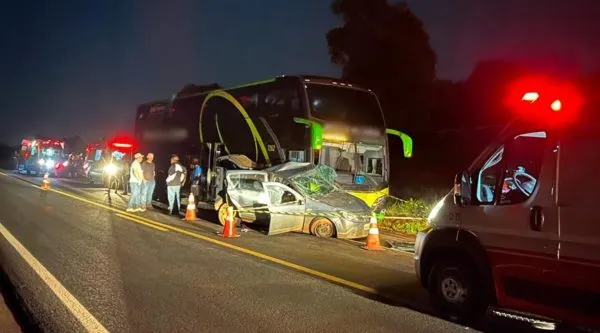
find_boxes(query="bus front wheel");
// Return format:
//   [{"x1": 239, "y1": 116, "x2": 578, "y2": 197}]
[{"x1": 217, "y1": 203, "x2": 229, "y2": 226}]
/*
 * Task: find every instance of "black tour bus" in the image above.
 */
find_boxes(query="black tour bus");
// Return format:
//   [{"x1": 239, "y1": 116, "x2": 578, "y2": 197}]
[{"x1": 134, "y1": 75, "x2": 413, "y2": 222}]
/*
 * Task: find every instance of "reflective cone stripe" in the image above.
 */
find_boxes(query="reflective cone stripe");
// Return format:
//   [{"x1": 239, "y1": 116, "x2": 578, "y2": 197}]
[
  {"x1": 362, "y1": 215, "x2": 384, "y2": 251},
  {"x1": 218, "y1": 206, "x2": 240, "y2": 238},
  {"x1": 41, "y1": 173, "x2": 50, "y2": 190},
  {"x1": 183, "y1": 193, "x2": 197, "y2": 221}
]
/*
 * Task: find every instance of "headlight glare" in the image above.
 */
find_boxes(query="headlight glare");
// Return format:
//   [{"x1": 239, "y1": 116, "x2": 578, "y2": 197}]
[{"x1": 104, "y1": 163, "x2": 119, "y2": 176}]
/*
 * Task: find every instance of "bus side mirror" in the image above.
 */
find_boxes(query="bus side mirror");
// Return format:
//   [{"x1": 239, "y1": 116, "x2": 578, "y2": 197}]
[
  {"x1": 453, "y1": 170, "x2": 471, "y2": 207},
  {"x1": 385, "y1": 128, "x2": 413, "y2": 158}
]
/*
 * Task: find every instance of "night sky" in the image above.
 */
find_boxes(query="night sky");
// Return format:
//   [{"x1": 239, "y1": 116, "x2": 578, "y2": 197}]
[{"x1": 1, "y1": 0, "x2": 599, "y2": 144}]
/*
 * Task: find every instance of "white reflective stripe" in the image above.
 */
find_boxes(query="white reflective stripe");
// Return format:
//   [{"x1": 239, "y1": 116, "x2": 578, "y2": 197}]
[
  {"x1": 369, "y1": 228, "x2": 379, "y2": 235},
  {"x1": 0, "y1": 222, "x2": 109, "y2": 333}
]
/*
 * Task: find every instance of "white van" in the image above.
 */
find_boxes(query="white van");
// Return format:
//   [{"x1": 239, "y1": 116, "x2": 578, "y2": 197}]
[{"x1": 414, "y1": 81, "x2": 600, "y2": 330}]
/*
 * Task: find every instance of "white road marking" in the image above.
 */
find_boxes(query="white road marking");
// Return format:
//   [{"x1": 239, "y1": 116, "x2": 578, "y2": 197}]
[{"x1": 0, "y1": 222, "x2": 110, "y2": 333}]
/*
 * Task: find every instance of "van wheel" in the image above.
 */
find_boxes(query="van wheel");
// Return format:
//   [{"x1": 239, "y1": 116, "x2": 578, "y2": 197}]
[
  {"x1": 428, "y1": 257, "x2": 486, "y2": 324},
  {"x1": 217, "y1": 203, "x2": 229, "y2": 226},
  {"x1": 310, "y1": 218, "x2": 335, "y2": 238}
]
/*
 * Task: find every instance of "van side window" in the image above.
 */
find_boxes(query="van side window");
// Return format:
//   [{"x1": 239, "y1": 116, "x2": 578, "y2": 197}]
[
  {"x1": 498, "y1": 131, "x2": 546, "y2": 205},
  {"x1": 476, "y1": 145, "x2": 504, "y2": 204},
  {"x1": 475, "y1": 131, "x2": 546, "y2": 205}
]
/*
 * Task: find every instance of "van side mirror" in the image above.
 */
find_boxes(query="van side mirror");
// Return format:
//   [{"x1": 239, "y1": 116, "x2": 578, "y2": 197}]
[{"x1": 453, "y1": 170, "x2": 471, "y2": 207}]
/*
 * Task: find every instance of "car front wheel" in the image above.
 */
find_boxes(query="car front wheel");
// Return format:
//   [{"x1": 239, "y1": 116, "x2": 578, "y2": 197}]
[{"x1": 310, "y1": 218, "x2": 335, "y2": 238}]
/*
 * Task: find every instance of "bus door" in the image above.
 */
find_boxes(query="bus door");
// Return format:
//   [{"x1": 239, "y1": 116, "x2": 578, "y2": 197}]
[{"x1": 202, "y1": 142, "x2": 224, "y2": 202}]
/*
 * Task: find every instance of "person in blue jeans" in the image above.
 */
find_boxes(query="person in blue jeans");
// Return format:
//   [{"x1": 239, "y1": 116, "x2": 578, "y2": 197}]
[
  {"x1": 126, "y1": 153, "x2": 145, "y2": 212},
  {"x1": 141, "y1": 152, "x2": 156, "y2": 210},
  {"x1": 166, "y1": 154, "x2": 186, "y2": 215}
]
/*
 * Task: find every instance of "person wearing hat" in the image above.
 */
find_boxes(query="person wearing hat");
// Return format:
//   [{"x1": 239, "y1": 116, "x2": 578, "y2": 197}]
[
  {"x1": 126, "y1": 152, "x2": 145, "y2": 212},
  {"x1": 166, "y1": 154, "x2": 186, "y2": 215}
]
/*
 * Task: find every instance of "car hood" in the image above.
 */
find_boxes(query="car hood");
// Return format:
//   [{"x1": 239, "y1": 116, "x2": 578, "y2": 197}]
[
  {"x1": 311, "y1": 192, "x2": 371, "y2": 214},
  {"x1": 267, "y1": 162, "x2": 371, "y2": 215}
]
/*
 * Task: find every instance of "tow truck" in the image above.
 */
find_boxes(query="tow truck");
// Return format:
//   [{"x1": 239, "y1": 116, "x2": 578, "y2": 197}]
[
  {"x1": 414, "y1": 76, "x2": 600, "y2": 331},
  {"x1": 17, "y1": 138, "x2": 66, "y2": 176}
]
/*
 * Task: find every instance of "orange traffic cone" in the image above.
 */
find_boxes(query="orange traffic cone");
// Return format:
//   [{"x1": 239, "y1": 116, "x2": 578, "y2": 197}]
[
  {"x1": 362, "y1": 214, "x2": 384, "y2": 251},
  {"x1": 183, "y1": 193, "x2": 198, "y2": 221},
  {"x1": 218, "y1": 206, "x2": 240, "y2": 238},
  {"x1": 41, "y1": 173, "x2": 50, "y2": 190}
]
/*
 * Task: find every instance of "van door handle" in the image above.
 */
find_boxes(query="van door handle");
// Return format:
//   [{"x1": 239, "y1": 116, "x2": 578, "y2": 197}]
[{"x1": 529, "y1": 205, "x2": 544, "y2": 231}]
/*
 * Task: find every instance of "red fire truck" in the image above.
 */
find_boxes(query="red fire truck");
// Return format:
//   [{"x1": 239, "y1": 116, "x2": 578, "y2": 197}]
[{"x1": 17, "y1": 138, "x2": 66, "y2": 176}]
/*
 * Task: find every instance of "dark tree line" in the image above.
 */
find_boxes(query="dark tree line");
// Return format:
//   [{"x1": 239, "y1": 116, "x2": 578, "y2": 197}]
[
  {"x1": 325, "y1": 0, "x2": 600, "y2": 196},
  {"x1": 326, "y1": 0, "x2": 436, "y2": 132}
]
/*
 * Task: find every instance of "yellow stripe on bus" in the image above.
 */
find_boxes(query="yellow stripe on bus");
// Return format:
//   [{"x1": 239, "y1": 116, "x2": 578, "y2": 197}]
[{"x1": 199, "y1": 90, "x2": 270, "y2": 165}]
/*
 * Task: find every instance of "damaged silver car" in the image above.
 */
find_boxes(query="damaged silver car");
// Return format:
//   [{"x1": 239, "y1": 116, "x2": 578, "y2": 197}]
[{"x1": 225, "y1": 162, "x2": 373, "y2": 239}]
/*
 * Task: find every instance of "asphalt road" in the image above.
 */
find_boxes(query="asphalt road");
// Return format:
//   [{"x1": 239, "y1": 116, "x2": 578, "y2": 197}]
[{"x1": 0, "y1": 172, "x2": 478, "y2": 333}]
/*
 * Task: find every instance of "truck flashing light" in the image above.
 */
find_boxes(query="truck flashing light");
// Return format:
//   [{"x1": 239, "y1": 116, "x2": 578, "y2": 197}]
[
  {"x1": 521, "y1": 92, "x2": 539, "y2": 103},
  {"x1": 507, "y1": 76, "x2": 584, "y2": 126},
  {"x1": 550, "y1": 99, "x2": 562, "y2": 112},
  {"x1": 107, "y1": 136, "x2": 137, "y2": 152},
  {"x1": 112, "y1": 143, "x2": 133, "y2": 148}
]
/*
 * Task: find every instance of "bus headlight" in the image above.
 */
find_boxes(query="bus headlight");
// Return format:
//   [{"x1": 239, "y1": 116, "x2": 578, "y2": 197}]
[
  {"x1": 104, "y1": 163, "x2": 119, "y2": 176},
  {"x1": 38, "y1": 159, "x2": 45, "y2": 166},
  {"x1": 45, "y1": 159, "x2": 55, "y2": 168}
]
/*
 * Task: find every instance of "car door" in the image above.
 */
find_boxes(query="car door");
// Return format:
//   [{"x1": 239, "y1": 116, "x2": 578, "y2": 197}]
[
  {"x1": 461, "y1": 130, "x2": 559, "y2": 312},
  {"x1": 226, "y1": 171, "x2": 269, "y2": 221},
  {"x1": 262, "y1": 182, "x2": 306, "y2": 235}
]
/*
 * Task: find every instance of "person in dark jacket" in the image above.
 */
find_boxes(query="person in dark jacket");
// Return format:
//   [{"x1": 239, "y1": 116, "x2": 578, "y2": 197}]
[
  {"x1": 166, "y1": 154, "x2": 186, "y2": 214},
  {"x1": 141, "y1": 153, "x2": 156, "y2": 210}
]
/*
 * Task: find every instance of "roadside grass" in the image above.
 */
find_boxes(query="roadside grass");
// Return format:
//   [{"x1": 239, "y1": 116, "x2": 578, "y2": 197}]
[{"x1": 376, "y1": 190, "x2": 446, "y2": 235}]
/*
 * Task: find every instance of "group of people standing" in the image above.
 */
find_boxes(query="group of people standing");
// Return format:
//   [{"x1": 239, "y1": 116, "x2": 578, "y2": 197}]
[{"x1": 126, "y1": 153, "x2": 191, "y2": 214}]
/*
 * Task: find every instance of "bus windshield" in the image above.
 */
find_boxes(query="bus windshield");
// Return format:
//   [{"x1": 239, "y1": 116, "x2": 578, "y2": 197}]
[
  {"x1": 320, "y1": 141, "x2": 385, "y2": 187},
  {"x1": 305, "y1": 83, "x2": 385, "y2": 128}
]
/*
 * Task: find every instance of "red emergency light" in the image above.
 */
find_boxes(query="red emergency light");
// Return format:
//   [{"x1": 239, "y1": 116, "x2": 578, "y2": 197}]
[
  {"x1": 505, "y1": 76, "x2": 584, "y2": 127},
  {"x1": 107, "y1": 136, "x2": 137, "y2": 153},
  {"x1": 112, "y1": 143, "x2": 133, "y2": 148}
]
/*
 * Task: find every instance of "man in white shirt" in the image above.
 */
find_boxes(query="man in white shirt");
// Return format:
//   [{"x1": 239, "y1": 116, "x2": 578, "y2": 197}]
[{"x1": 126, "y1": 153, "x2": 145, "y2": 212}]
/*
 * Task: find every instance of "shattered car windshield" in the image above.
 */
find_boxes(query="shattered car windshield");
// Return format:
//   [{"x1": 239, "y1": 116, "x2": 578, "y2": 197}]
[{"x1": 286, "y1": 164, "x2": 343, "y2": 199}]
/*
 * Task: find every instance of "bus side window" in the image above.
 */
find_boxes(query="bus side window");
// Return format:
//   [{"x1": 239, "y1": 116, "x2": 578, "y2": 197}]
[
  {"x1": 262, "y1": 89, "x2": 300, "y2": 118},
  {"x1": 258, "y1": 88, "x2": 306, "y2": 151}
]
